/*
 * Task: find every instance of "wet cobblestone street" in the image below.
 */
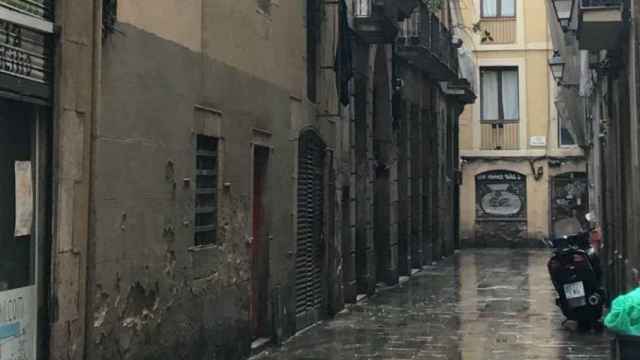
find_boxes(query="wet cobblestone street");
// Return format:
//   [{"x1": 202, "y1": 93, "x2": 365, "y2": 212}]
[{"x1": 257, "y1": 249, "x2": 611, "y2": 360}]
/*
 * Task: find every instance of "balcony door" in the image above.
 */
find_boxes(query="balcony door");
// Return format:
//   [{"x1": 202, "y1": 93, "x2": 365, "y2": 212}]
[{"x1": 480, "y1": 67, "x2": 520, "y2": 150}]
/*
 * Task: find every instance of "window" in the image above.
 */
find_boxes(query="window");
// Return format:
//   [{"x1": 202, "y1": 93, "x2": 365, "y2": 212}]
[
  {"x1": 194, "y1": 135, "x2": 218, "y2": 246},
  {"x1": 481, "y1": 0, "x2": 516, "y2": 18},
  {"x1": 481, "y1": 67, "x2": 519, "y2": 121},
  {"x1": 559, "y1": 111, "x2": 576, "y2": 146}
]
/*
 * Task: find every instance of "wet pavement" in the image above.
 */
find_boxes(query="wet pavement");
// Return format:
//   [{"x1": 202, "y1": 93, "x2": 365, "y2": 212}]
[{"x1": 257, "y1": 249, "x2": 611, "y2": 360}]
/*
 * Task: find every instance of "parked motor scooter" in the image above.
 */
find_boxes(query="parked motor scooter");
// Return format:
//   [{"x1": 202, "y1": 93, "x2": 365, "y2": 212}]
[{"x1": 546, "y1": 212, "x2": 606, "y2": 332}]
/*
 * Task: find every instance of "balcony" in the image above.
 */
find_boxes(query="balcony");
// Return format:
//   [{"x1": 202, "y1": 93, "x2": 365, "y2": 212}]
[
  {"x1": 441, "y1": 79, "x2": 476, "y2": 105},
  {"x1": 396, "y1": 0, "x2": 420, "y2": 19},
  {"x1": 479, "y1": 17, "x2": 516, "y2": 44},
  {"x1": 353, "y1": 0, "x2": 399, "y2": 44},
  {"x1": 480, "y1": 122, "x2": 519, "y2": 150},
  {"x1": 578, "y1": 0, "x2": 624, "y2": 51},
  {"x1": 396, "y1": 7, "x2": 459, "y2": 81}
]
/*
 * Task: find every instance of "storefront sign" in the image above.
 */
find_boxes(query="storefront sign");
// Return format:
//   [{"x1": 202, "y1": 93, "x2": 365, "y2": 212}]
[
  {"x1": 476, "y1": 170, "x2": 527, "y2": 220},
  {"x1": 0, "y1": 286, "x2": 36, "y2": 360},
  {"x1": 0, "y1": 0, "x2": 52, "y2": 22},
  {"x1": 0, "y1": 19, "x2": 50, "y2": 85}
]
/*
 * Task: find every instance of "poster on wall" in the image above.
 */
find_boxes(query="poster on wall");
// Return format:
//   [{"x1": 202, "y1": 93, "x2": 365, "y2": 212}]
[
  {"x1": 0, "y1": 286, "x2": 37, "y2": 360},
  {"x1": 14, "y1": 161, "x2": 32, "y2": 237},
  {"x1": 476, "y1": 170, "x2": 527, "y2": 220}
]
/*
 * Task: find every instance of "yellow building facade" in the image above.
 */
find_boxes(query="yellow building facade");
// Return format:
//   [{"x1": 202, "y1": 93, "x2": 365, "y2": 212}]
[{"x1": 457, "y1": 0, "x2": 587, "y2": 247}]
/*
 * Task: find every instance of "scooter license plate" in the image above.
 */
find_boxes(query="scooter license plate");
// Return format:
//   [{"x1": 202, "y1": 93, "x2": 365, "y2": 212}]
[{"x1": 564, "y1": 281, "x2": 585, "y2": 299}]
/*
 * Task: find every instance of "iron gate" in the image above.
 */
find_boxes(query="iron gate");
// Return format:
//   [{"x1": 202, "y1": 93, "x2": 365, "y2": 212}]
[{"x1": 295, "y1": 129, "x2": 326, "y2": 329}]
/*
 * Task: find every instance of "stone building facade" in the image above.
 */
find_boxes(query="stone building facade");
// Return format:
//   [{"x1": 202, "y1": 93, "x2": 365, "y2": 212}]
[
  {"x1": 0, "y1": 0, "x2": 473, "y2": 359},
  {"x1": 457, "y1": 0, "x2": 588, "y2": 248},
  {"x1": 545, "y1": 0, "x2": 640, "y2": 298}
]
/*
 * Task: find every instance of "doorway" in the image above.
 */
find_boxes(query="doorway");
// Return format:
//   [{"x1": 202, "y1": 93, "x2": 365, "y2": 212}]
[
  {"x1": 251, "y1": 146, "x2": 270, "y2": 340},
  {"x1": 372, "y1": 46, "x2": 394, "y2": 285},
  {"x1": 341, "y1": 186, "x2": 356, "y2": 302},
  {"x1": 0, "y1": 98, "x2": 49, "y2": 360},
  {"x1": 550, "y1": 172, "x2": 589, "y2": 238},
  {"x1": 294, "y1": 129, "x2": 326, "y2": 330}
]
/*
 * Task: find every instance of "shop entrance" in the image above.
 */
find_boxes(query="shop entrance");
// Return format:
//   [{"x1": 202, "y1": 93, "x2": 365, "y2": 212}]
[
  {"x1": 0, "y1": 98, "x2": 49, "y2": 360},
  {"x1": 550, "y1": 172, "x2": 589, "y2": 238}
]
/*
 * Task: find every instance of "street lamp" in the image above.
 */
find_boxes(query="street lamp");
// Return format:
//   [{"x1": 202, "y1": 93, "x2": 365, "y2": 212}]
[
  {"x1": 548, "y1": 51, "x2": 566, "y2": 85},
  {"x1": 550, "y1": 0, "x2": 576, "y2": 32}
]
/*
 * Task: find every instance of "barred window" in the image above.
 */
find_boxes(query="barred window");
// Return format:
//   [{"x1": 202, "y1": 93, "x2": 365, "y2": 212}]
[{"x1": 194, "y1": 135, "x2": 218, "y2": 246}]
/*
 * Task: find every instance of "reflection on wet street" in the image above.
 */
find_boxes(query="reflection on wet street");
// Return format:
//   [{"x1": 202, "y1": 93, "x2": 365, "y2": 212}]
[{"x1": 257, "y1": 249, "x2": 610, "y2": 360}]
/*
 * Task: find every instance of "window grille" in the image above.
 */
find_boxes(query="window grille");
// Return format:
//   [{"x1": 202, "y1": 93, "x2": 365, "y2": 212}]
[{"x1": 194, "y1": 135, "x2": 218, "y2": 246}]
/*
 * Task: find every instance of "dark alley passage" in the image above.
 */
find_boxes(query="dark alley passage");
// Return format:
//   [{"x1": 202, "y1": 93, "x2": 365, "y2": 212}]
[{"x1": 256, "y1": 249, "x2": 610, "y2": 360}]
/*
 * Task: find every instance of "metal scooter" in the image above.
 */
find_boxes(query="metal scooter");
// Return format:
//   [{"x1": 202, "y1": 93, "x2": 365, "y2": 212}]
[{"x1": 546, "y1": 212, "x2": 606, "y2": 332}]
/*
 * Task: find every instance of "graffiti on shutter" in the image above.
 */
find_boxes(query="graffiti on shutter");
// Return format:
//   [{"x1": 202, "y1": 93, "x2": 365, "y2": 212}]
[
  {"x1": 551, "y1": 172, "x2": 588, "y2": 238},
  {"x1": 295, "y1": 129, "x2": 326, "y2": 329}
]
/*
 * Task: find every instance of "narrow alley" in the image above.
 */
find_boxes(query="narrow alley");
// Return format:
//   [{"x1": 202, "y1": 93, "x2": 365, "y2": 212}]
[
  {"x1": 3, "y1": 0, "x2": 640, "y2": 358},
  {"x1": 256, "y1": 250, "x2": 610, "y2": 360}
]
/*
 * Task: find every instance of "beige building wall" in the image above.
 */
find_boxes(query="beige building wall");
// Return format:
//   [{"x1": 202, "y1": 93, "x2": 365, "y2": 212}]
[
  {"x1": 457, "y1": 0, "x2": 586, "y2": 246},
  {"x1": 85, "y1": 0, "x2": 344, "y2": 358},
  {"x1": 117, "y1": 0, "x2": 307, "y2": 97}
]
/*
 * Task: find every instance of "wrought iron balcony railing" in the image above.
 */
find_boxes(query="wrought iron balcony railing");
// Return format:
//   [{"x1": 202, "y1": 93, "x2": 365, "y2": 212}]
[
  {"x1": 397, "y1": 8, "x2": 459, "y2": 75},
  {"x1": 352, "y1": 0, "x2": 399, "y2": 43},
  {"x1": 581, "y1": 0, "x2": 622, "y2": 8}
]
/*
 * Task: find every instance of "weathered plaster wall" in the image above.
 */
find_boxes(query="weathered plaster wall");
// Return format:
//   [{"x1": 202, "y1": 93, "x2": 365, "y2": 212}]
[
  {"x1": 117, "y1": 0, "x2": 203, "y2": 52},
  {"x1": 524, "y1": 50, "x2": 554, "y2": 147},
  {"x1": 49, "y1": 1, "x2": 98, "y2": 359},
  {"x1": 201, "y1": 0, "x2": 306, "y2": 98},
  {"x1": 85, "y1": 1, "x2": 335, "y2": 356}
]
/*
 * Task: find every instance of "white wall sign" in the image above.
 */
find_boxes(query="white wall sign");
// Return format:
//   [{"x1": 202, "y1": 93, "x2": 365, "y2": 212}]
[{"x1": 529, "y1": 136, "x2": 547, "y2": 147}]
